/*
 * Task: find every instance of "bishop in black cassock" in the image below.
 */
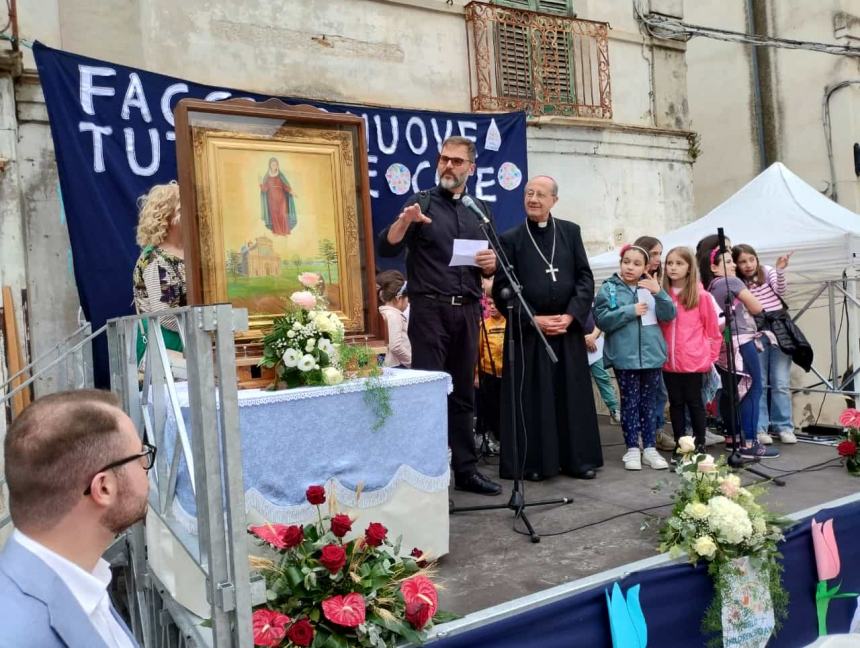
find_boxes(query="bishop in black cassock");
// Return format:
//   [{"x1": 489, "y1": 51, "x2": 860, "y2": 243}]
[{"x1": 492, "y1": 176, "x2": 603, "y2": 480}]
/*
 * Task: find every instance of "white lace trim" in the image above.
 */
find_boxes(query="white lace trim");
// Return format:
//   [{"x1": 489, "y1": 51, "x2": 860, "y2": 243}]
[
  {"x1": 234, "y1": 370, "x2": 452, "y2": 406},
  {"x1": 169, "y1": 464, "x2": 450, "y2": 535}
]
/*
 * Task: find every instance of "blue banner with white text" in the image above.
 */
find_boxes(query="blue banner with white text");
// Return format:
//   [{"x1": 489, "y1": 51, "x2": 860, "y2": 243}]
[{"x1": 33, "y1": 41, "x2": 527, "y2": 385}]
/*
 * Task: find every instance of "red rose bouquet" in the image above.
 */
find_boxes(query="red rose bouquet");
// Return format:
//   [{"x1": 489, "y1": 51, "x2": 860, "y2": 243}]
[
  {"x1": 837, "y1": 408, "x2": 860, "y2": 475},
  {"x1": 248, "y1": 484, "x2": 456, "y2": 647}
]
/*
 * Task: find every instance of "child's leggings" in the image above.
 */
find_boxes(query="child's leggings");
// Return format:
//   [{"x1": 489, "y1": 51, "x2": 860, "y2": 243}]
[{"x1": 616, "y1": 368, "x2": 662, "y2": 449}]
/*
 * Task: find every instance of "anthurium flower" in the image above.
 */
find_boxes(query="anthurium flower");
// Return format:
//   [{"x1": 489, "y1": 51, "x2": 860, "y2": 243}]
[
  {"x1": 405, "y1": 599, "x2": 434, "y2": 630},
  {"x1": 322, "y1": 592, "x2": 366, "y2": 627},
  {"x1": 400, "y1": 575, "x2": 438, "y2": 618},
  {"x1": 252, "y1": 609, "x2": 291, "y2": 647},
  {"x1": 838, "y1": 408, "x2": 860, "y2": 429},
  {"x1": 811, "y1": 518, "x2": 840, "y2": 582},
  {"x1": 248, "y1": 523, "x2": 303, "y2": 550}
]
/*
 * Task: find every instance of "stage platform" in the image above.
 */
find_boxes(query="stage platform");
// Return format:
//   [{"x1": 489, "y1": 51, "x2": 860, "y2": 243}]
[{"x1": 438, "y1": 416, "x2": 853, "y2": 617}]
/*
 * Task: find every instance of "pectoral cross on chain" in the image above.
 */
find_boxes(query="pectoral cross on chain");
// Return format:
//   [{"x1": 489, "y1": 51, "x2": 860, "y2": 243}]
[{"x1": 546, "y1": 265, "x2": 559, "y2": 282}]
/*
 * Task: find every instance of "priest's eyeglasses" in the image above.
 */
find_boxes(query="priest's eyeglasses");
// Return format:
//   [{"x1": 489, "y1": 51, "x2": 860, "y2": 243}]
[
  {"x1": 437, "y1": 155, "x2": 469, "y2": 168},
  {"x1": 83, "y1": 443, "x2": 157, "y2": 495}
]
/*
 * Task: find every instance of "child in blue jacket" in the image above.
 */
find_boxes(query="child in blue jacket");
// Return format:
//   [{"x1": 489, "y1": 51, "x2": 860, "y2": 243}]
[{"x1": 594, "y1": 244, "x2": 676, "y2": 471}]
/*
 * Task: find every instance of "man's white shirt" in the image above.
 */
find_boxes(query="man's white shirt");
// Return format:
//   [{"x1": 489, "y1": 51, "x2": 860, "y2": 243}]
[{"x1": 13, "y1": 529, "x2": 136, "y2": 648}]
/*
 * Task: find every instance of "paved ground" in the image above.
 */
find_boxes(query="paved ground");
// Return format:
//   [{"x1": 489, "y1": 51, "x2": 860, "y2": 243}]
[{"x1": 436, "y1": 417, "x2": 856, "y2": 616}]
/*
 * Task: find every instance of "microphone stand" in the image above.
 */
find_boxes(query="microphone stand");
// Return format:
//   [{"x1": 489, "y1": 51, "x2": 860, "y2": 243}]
[
  {"x1": 450, "y1": 205, "x2": 573, "y2": 543},
  {"x1": 715, "y1": 228, "x2": 784, "y2": 486}
]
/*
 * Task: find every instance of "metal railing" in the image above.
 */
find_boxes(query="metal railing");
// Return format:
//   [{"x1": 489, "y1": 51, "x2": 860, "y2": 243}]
[
  {"x1": 465, "y1": 1, "x2": 612, "y2": 117},
  {"x1": 1, "y1": 321, "x2": 98, "y2": 408},
  {"x1": 108, "y1": 305, "x2": 255, "y2": 648}
]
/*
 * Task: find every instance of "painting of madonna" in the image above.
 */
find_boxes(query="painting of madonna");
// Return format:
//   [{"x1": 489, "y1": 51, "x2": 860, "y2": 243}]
[{"x1": 260, "y1": 157, "x2": 297, "y2": 235}]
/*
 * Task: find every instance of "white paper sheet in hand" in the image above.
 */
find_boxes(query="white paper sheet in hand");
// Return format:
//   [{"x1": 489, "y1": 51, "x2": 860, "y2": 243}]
[
  {"x1": 449, "y1": 238, "x2": 488, "y2": 267},
  {"x1": 587, "y1": 335, "x2": 605, "y2": 366},
  {"x1": 637, "y1": 289, "x2": 658, "y2": 326}
]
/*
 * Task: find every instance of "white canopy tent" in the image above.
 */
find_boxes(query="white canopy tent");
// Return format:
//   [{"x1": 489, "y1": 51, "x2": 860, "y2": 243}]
[
  {"x1": 588, "y1": 162, "x2": 860, "y2": 283},
  {"x1": 587, "y1": 162, "x2": 860, "y2": 422}
]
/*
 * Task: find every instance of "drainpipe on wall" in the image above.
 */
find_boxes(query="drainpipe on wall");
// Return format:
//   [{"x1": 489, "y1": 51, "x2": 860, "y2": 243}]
[
  {"x1": 746, "y1": 0, "x2": 768, "y2": 172},
  {"x1": 823, "y1": 80, "x2": 860, "y2": 203},
  {"x1": 8, "y1": 0, "x2": 17, "y2": 52}
]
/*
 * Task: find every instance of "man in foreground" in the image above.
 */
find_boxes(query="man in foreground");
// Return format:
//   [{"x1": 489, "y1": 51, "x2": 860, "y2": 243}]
[{"x1": 0, "y1": 389, "x2": 153, "y2": 647}]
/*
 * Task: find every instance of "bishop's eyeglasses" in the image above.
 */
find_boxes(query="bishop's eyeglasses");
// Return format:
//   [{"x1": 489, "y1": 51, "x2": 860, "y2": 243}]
[{"x1": 83, "y1": 443, "x2": 157, "y2": 495}]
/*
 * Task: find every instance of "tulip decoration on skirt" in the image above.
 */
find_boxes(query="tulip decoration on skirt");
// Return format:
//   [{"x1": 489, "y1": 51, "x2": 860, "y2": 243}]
[
  {"x1": 247, "y1": 483, "x2": 456, "y2": 647},
  {"x1": 605, "y1": 583, "x2": 647, "y2": 648},
  {"x1": 810, "y1": 518, "x2": 858, "y2": 636}
]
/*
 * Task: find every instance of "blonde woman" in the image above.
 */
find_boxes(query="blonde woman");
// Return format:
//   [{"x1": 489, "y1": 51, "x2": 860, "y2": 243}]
[{"x1": 132, "y1": 181, "x2": 186, "y2": 362}]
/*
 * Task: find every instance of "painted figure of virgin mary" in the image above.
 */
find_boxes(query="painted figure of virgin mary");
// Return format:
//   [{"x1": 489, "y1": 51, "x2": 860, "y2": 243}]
[{"x1": 260, "y1": 157, "x2": 297, "y2": 235}]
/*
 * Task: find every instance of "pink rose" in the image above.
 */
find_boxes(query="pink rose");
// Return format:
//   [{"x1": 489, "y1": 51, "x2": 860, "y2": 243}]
[
  {"x1": 696, "y1": 454, "x2": 716, "y2": 473},
  {"x1": 720, "y1": 480, "x2": 739, "y2": 498},
  {"x1": 298, "y1": 272, "x2": 321, "y2": 288},
  {"x1": 839, "y1": 408, "x2": 860, "y2": 429},
  {"x1": 290, "y1": 291, "x2": 317, "y2": 310}
]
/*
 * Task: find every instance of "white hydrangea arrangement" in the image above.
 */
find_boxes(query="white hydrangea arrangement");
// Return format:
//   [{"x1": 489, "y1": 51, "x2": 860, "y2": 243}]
[
  {"x1": 659, "y1": 437, "x2": 788, "y2": 639},
  {"x1": 260, "y1": 273, "x2": 346, "y2": 389}
]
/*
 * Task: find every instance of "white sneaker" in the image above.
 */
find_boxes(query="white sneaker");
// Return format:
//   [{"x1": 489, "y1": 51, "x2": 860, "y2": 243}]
[
  {"x1": 622, "y1": 448, "x2": 642, "y2": 471},
  {"x1": 704, "y1": 429, "x2": 724, "y2": 446},
  {"x1": 778, "y1": 430, "x2": 798, "y2": 444},
  {"x1": 642, "y1": 447, "x2": 669, "y2": 470},
  {"x1": 757, "y1": 432, "x2": 774, "y2": 445}
]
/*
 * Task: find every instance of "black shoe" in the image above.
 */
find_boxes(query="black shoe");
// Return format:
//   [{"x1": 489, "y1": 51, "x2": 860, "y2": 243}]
[
  {"x1": 454, "y1": 471, "x2": 502, "y2": 495},
  {"x1": 524, "y1": 472, "x2": 544, "y2": 482},
  {"x1": 569, "y1": 468, "x2": 596, "y2": 480}
]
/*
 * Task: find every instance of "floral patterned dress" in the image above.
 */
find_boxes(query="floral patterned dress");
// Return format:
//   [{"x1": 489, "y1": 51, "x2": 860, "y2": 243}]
[{"x1": 132, "y1": 245, "x2": 187, "y2": 360}]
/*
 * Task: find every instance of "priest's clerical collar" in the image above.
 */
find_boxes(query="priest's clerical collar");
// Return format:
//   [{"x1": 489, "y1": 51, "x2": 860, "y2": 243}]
[
  {"x1": 438, "y1": 185, "x2": 468, "y2": 201},
  {"x1": 527, "y1": 214, "x2": 553, "y2": 229}
]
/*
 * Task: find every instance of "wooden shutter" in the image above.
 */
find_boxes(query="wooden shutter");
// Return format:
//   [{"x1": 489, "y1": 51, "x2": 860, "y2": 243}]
[
  {"x1": 496, "y1": 21, "x2": 533, "y2": 100},
  {"x1": 535, "y1": 0, "x2": 574, "y2": 16},
  {"x1": 537, "y1": 30, "x2": 574, "y2": 104}
]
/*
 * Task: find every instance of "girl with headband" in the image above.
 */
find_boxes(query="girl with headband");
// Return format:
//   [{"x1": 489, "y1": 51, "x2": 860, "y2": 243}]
[
  {"x1": 594, "y1": 243, "x2": 676, "y2": 471},
  {"x1": 377, "y1": 270, "x2": 412, "y2": 368}
]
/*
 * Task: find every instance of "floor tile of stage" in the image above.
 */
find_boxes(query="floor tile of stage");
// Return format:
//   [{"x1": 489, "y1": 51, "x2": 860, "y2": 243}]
[{"x1": 438, "y1": 417, "x2": 855, "y2": 616}]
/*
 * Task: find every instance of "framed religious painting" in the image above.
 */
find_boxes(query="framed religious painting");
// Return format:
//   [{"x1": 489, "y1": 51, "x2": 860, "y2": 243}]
[{"x1": 174, "y1": 98, "x2": 379, "y2": 341}]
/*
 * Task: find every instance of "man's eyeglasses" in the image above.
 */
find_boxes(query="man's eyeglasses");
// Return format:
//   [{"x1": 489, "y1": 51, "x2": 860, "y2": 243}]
[
  {"x1": 437, "y1": 155, "x2": 470, "y2": 168},
  {"x1": 83, "y1": 443, "x2": 157, "y2": 495}
]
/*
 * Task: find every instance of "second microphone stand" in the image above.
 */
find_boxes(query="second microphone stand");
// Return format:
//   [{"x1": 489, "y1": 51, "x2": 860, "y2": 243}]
[{"x1": 450, "y1": 212, "x2": 573, "y2": 543}]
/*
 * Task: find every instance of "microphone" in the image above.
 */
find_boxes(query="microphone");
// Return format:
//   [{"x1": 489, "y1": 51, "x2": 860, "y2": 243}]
[
  {"x1": 717, "y1": 227, "x2": 727, "y2": 255},
  {"x1": 460, "y1": 195, "x2": 490, "y2": 225}
]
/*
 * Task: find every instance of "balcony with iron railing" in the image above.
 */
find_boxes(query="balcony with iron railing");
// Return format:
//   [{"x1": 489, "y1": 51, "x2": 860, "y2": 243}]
[{"x1": 465, "y1": 1, "x2": 612, "y2": 118}]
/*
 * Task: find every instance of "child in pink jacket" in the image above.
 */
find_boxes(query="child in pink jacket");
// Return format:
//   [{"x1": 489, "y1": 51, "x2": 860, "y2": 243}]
[{"x1": 659, "y1": 247, "x2": 722, "y2": 452}]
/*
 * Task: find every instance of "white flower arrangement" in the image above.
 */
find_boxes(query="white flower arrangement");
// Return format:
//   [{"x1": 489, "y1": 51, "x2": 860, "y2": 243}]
[
  {"x1": 659, "y1": 436, "x2": 788, "y2": 638},
  {"x1": 260, "y1": 273, "x2": 345, "y2": 389}
]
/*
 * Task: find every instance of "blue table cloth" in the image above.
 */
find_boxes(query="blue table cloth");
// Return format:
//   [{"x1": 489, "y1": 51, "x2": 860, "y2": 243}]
[{"x1": 164, "y1": 369, "x2": 451, "y2": 527}]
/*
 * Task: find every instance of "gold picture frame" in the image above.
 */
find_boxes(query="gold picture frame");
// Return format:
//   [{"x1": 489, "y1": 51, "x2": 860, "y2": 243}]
[{"x1": 174, "y1": 99, "x2": 379, "y2": 339}]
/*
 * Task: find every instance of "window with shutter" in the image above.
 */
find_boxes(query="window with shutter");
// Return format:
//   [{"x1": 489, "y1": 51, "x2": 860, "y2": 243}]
[
  {"x1": 467, "y1": 2, "x2": 611, "y2": 118},
  {"x1": 492, "y1": 1, "x2": 575, "y2": 105},
  {"x1": 492, "y1": 0, "x2": 574, "y2": 16}
]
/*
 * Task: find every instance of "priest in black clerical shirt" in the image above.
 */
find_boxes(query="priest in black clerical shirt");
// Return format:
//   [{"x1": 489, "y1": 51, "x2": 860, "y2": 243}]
[
  {"x1": 492, "y1": 176, "x2": 604, "y2": 481},
  {"x1": 377, "y1": 136, "x2": 502, "y2": 496}
]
